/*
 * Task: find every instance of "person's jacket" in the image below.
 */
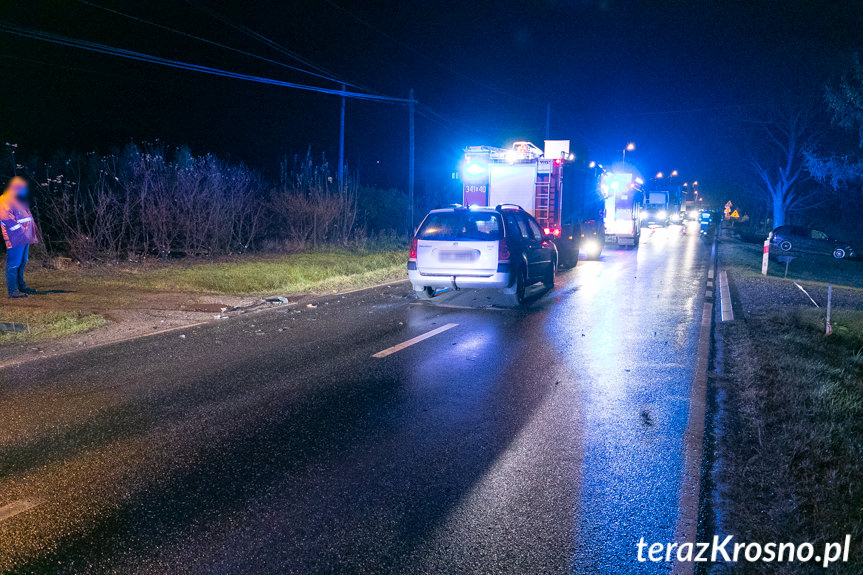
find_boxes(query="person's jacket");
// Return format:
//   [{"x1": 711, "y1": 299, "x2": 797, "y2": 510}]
[{"x1": 0, "y1": 192, "x2": 38, "y2": 249}]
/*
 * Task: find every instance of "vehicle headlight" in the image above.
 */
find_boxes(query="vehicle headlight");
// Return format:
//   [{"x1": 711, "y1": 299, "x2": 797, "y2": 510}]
[
  {"x1": 583, "y1": 239, "x2": 600, "y2": 255},
  {"x1": 658, "y1": 210, "x2": 667, "y2": 219}
]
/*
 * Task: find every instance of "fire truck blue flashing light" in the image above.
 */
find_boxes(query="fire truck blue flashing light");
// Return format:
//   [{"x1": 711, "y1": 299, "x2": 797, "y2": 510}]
[{"x1": 465, "y1": 162, "x2": 486, "y2": 177}]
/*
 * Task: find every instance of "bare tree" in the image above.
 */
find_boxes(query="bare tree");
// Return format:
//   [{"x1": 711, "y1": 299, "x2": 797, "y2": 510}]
[{"x1": 744, "y1": 99, "x2": 824, "y2": 228}]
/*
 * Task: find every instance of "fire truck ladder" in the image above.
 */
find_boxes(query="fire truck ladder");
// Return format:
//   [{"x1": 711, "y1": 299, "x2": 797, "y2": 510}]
[{"x1": 534, "y1": 160, "x2": 557, "y2": 227}]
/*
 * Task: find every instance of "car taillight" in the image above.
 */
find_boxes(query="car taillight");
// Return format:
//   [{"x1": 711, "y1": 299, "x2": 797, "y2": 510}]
[
  {"x1": 543, "y1": 227, "x2": 561, "y2": 237},
  {"x1": 498, "y1": 238, "x2": 511, "y2": 262},
  {"x1": 409, "y1": 237, "x2": 417, "y2": 260}
]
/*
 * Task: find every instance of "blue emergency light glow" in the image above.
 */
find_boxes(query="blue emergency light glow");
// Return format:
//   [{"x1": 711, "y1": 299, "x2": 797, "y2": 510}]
[{"x1": 465, "y1": 162, "x2": 486, "y2": 176}]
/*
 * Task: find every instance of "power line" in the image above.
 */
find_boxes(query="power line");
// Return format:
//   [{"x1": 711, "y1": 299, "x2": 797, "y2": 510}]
[
  {"x1": 0, "y1": 23, "x2": 409, "y2": 103},
  {"x1": 320, "y1": 0, "x2": 541, "y2": 106},
  {"x1": 89, "y1": 0, "x2": 537, "y2": 145},
  {"x1": 75, "y1": 0, "x2": 365, "y2": 89},
  {"x1": 184, "y1": 0, "x2": 375, "y2": 94}
]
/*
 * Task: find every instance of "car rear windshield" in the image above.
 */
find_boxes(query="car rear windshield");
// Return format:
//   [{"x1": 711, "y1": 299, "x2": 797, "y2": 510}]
[{"x1": 417, "y1": 211, "x2": 502, "y2": 241}]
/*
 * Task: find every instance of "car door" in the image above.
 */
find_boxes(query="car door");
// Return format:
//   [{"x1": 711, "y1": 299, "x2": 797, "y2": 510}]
[
  {"x1": 520, "y1": 212, "x2": 551, "y2": 280},
  {"x1": 809, "y1": 229, "x2": 831, "y2": 255},
  {"x1": 503, "y1": 212, "x2": 530, "y2": 274},
  {"x1": 502, "y1": 212, "x2": 527, "y2": 251}
]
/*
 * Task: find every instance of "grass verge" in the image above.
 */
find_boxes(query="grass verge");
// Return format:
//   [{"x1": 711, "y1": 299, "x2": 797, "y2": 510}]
[
  {"x1": 718, "y1": 307, "x2": 863, "y2": 572},
  {"x1": 0, "y1": 309, "x2": 106, "y2": 345},
  {"x1": 30, "y1": 249, "x2": 407, "y2": 296},
  {"x1": 722, "y1": 239, "x2": 863, "y2": 289}
]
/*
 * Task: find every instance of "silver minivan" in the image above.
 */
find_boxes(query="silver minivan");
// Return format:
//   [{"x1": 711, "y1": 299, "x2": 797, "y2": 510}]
[{"x1": 407, "y1": 205, "x2": 557, "y2": 303}]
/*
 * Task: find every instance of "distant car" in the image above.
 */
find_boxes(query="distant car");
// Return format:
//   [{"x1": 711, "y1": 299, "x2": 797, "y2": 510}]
[
  {"x1": 770, "y1": 225, "x2": 856, "y2": 260},
  {"x1": 408, "y1": 205, "x2": 557, "y2": 305},
  {"x1": 640, "y1": 206, "x2": 669, "y2": 227}
]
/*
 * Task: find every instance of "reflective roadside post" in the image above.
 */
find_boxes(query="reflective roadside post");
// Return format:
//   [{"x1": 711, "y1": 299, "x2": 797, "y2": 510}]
[
  {"x1": 826, "y1": 285, "x2": 833, "y2": 336},
  {"x1": 761, "y1": 235, "x2": 770, "y2": 275}
]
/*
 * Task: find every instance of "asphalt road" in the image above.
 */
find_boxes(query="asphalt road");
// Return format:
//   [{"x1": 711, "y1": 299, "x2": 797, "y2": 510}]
[{"x1": 0, "y1": 223, "x2": 712, "y2": 574}]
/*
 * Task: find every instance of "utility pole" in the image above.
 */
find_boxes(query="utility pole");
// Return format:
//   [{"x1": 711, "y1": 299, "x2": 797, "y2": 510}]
[
  {"x1": 338, "y1": 83, "x2": 346, "y2": 195},
  {"x1": 545, "y1": 102, "x2": 551, "y2": 141},
  {"x1": 408, "y1": 88, "x2": 415, "y2": 234}
]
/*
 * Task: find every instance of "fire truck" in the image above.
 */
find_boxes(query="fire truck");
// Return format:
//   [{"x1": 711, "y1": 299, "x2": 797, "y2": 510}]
[
  {"x1": 602, "y1": 172, "x2": 642, "y2": 247},
  {"x1": 461, "y1": 140, "x2": 603, "y2": 266}
]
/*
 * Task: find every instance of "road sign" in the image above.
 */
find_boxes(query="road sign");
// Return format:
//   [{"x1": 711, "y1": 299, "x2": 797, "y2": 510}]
[{"x1": 730, "y1": 210, "x2": 740, "y2": 218}]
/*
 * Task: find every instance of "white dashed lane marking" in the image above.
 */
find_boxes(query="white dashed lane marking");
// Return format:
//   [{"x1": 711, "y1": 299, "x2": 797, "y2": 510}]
[
  {"x1": 0, "y1": 499, "x2": 41, "y2": 523},
  {"x1": 372, "y1": 323, "x2": 458, "y2": 358}
]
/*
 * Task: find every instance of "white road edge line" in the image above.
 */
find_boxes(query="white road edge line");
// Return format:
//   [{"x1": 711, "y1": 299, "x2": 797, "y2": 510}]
[
  {"x1": 793, "y1": 282, "x2": 820, "y2": 308},
  {"x1": 372, "y1": 323, "x2": 458, "y2": 358},
  {"x1": 0, "y1": 499, "x2": 41, "y2": 523},
  {"x1": 673, "y1": 238, "x2": 716, "y2": 575},
  {"x1": 719, "y1": 270, "x2": 734, "y2": 321}
]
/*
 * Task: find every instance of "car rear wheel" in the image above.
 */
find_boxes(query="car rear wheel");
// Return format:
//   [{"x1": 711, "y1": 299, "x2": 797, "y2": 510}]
[
  {"x1": 417, "y1": 286, "x2": 436, "y2": 299},
  {"x1": 543, "y1": 257, "x2": 556, "y2": 289},
  {"x1": 780, "y1": 240, "x2": 793, "y2": 251},
  {"x1": 506, "y1": 266, "x2": 527, "y2": 307},
  {"x1": 833, "y1": 248, "x2": 847, "y2": 259}
]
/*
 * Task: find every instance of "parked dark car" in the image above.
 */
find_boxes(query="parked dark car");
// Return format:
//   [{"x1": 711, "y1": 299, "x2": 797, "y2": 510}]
[{"x1": 770, "y1": 225, "x2": 857, "y2": 260}]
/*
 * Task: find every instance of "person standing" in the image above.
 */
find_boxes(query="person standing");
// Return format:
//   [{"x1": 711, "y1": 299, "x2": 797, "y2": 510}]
[{"x1": 1, "y1": 177, "x2": 39, "y2": 298}]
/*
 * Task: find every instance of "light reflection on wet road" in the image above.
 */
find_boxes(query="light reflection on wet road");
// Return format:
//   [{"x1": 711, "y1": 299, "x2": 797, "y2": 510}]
[{"x1": 0, "y1": 224, "x2": 712, "y2": 574}]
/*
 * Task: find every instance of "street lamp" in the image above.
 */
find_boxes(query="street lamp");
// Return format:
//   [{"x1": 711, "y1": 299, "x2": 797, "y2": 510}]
[
  {"x1": 670, "y1": 170, "x2": 678, "y2": 177},
  {"x1": 656, "y1": 171, "x2": 664, "y2": 179},
  {"x1": 622, "y1": 142, "x2": 635, "y2": 164}
]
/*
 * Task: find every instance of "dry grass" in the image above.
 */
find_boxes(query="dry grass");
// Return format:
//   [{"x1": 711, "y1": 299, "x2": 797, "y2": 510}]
[
  {"x1": 0, "y1": 309, "x2": 106, "y2": 345},
  {"x1": 718, "y1": 308, "x2": 863, "y2": 573},
  {"x1": 27, "y1": 248, "x2": 406, "y2": 296}
]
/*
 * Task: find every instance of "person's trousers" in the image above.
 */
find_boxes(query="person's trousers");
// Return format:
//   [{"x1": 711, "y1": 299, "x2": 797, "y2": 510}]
[{"x1": 5, "y1": 245, "x2": 28, "y2": 295}]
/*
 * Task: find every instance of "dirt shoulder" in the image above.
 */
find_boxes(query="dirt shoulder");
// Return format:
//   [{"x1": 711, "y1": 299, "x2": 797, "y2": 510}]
[
  {"x1": 1, "y1": 249, "x2": 406, "y2": 366},
  {"x1": 709, "y1": 238, "x2": 863, "y2": 573}
]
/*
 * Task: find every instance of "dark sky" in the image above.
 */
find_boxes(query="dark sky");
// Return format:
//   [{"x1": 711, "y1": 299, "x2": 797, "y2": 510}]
[{"x1": 1, "y1": 0, "x2": 862, "y2": 198}]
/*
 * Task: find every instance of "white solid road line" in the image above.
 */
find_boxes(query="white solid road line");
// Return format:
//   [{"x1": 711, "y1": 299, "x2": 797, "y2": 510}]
[
  {"x1": 719, "y1": 270, "x2": 734, "y2": 321},
  {"x1": 0, "y1": 499, "x2": 41, "y2": 523},
  {"x1": 372, "y1": 323, "x2": 458, "y2": 358}
]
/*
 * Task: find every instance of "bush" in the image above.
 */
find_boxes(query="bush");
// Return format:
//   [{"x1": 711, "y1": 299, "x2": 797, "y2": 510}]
[{"x1": 12, "y1": 144, "x2": 407, "y2": 261}]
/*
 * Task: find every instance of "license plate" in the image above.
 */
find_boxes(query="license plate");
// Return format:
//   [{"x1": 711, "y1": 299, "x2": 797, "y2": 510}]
[{"x1": 439, "y1": 250, "x2": 477, "y2": 262}]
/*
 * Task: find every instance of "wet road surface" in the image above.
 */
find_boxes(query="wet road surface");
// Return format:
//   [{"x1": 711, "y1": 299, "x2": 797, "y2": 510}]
[{"x1": 0, "y1": 224, "x2": 712, "y2": 574}]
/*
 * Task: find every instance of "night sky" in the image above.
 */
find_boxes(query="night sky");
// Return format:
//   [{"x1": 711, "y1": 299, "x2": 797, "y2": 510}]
[{"x1": 2, "y1": 0, "x2": 862, "y2": 198}]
